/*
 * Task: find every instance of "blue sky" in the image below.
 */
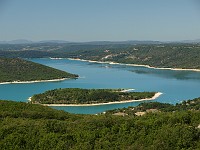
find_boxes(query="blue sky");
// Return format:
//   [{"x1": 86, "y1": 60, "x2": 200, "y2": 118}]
[{"x1": 0, "y1": 0, "x2": 200, "y2": 41}]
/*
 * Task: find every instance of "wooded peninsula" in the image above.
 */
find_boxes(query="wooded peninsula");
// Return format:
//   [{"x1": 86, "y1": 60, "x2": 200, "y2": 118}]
[
  {"x1": 0, "y1": 58, "x2": 78, "y2": 83},
  {"x1": 30, "y1": 88, "x2": 157, "y2": 105}
]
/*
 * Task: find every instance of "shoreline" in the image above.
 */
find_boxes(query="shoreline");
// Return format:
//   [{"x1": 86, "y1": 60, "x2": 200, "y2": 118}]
[
  {"x1": 0, "y1": 78, "x2": 70, "y2": 85},
  {"x1": 28, "y1": 92, "x2": 162, "y2": 107},
  {"x1": 68, "y1": 58, "x2": 200, "y2": 72}
]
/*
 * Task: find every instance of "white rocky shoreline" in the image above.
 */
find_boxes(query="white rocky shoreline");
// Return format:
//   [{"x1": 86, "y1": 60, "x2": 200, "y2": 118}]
[
  {"x1": 68, "y1": 58, "x2": 200, "y2": 72},
  {"x1": 0, "y1": 78, "x2": 70, "y2": 85}
]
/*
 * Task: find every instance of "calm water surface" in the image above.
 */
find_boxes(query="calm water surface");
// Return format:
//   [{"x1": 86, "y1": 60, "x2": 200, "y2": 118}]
[{"x1": 1, "y1": 58, "x2": 200, "y2": 114}]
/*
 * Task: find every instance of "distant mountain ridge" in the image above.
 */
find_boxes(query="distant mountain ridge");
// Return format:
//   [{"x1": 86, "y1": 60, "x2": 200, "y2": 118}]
[
  {"x1": 0, "y1": 40, "x2": 162, "y2": 45},
  {"x1": 0, "y1": 40, "x2": 71, "y2": 44},
  {"x1": 0, "y1": 39, "x2": 33, "y2": 44},
  {"x1": 0, "y1": 39, "x2": 199, "y2": 44}
]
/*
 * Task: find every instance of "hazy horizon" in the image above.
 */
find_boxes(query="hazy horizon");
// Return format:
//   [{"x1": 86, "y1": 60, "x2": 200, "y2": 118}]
[{"x1": 1, "y1": 39, "x2": 200, "y2": 43}]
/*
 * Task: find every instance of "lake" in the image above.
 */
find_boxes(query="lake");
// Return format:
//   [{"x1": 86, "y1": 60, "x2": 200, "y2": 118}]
[{"x1": 1, "y1": 58, "x2": 200, "y2": 114}]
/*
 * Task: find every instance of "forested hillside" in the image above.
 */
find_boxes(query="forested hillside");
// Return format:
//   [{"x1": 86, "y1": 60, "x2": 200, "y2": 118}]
[
  {"x1": 31, "y1": 88, "x2": 156, "y2": 104},
  {"x1": 66, "y1": 44, "x2": 200, "y2": 69},
  {"x1": 0, "y1": 99, "x2": 199, "y2": 149},
  {"x1": 1, "y1": 43, "x2": 200, "y2": 69},
  {"x1": 0, "y1": 58, "x2": 78, "y2": 83}
]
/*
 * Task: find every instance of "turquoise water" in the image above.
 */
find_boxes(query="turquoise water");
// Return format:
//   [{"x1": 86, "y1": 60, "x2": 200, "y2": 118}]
[{"x1": 1, "y1": 58, "x2": 200, "y2": 114}]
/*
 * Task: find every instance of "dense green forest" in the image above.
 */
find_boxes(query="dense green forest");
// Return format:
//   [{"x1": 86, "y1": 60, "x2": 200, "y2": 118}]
[
  {"x1": 0, "y1": 99, "x2": 199, "y2": 149},
  {"x1": 65, "y1": 44, "x2": 200, "y2": 69},
  {"x1": 0, "y1": 58, "x2": 78, "y2": 83},
  {"x1": 1, "y1": 43, "x2": 200, "y2": 69},
  {"x1": 31, "y1": 88, "x2": 156, "y2": 104}
]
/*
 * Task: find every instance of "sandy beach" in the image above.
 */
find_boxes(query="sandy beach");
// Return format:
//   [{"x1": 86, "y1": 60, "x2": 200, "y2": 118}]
[
  {"x1": 28, "y1": 92, "x2": 162, "y2": 107},
  {"x1": 0, "y1": 78, "x2": 70, "y2": 85},
  {"x1": 68, "y1": 58, "x2": 200, "y2": 72}
]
